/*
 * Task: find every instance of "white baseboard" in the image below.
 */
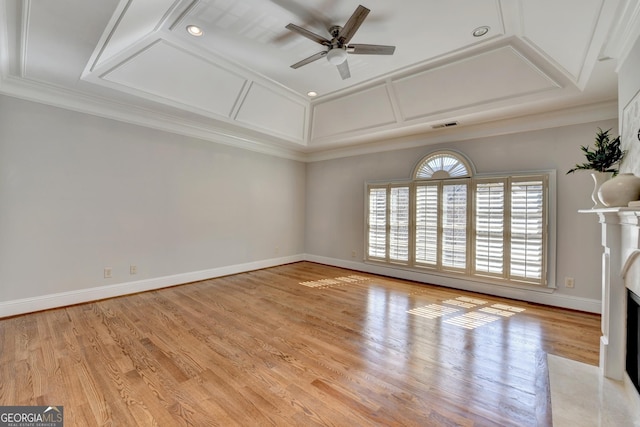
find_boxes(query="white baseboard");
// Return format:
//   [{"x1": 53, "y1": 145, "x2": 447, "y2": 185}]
[
  {"x1": 304, "y1": 254, "x2": 601, "y2": 313},
  {"x1": 0, "y1": 253, "x2": 600, "y2": 318},
  {"x1": 0, "y1": 255, "x2": 303, "y2": 318}
]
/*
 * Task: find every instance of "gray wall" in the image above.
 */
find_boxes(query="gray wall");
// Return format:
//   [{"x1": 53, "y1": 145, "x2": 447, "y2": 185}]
[
  {"x1": 0, "y1": 95, "x2": 306, "y2": 304},
  {"x1": 0, "y1": 91, "x2": 617, "y2": 314},
  {"x1": 305, "y1": 121, "x2": 615, "y2": 310}
]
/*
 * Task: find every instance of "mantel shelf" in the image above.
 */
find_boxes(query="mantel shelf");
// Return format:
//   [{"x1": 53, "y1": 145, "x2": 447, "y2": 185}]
[
  {"x1": 578, "y1": 207, "x2": 640, "y2": 214},
  {"x1": 579, "y1": 207, "x2": 640, "y2": 226}
]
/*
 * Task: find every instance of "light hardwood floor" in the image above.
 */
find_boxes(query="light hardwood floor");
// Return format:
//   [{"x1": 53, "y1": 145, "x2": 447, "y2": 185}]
[{"x1": 0, "y1": 262, "x2": 600, "y2": 426}]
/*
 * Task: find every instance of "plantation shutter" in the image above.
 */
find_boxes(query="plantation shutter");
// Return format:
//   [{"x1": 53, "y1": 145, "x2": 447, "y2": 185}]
[
  {"x1": 368, "y1": 187, "x2": 387, "y2": 259},
  {"x1": 365, "y1": 151, "x2": 550, "y2": 288},
  {"x1": 415, "y1": 184, "x2": 439, "y2": 265},
  {"x1": 510, "y1": 178, "x2": 545, "y2": 282},
  {"x1": 475, "y1": 180, "x2": 505, "y2": 275},
  {"x1": 389, "y1": 186, "x2": 410, "y2": 262},
  {"x1": 441, "y1": 182, "x2": 467, "y2": 270}
]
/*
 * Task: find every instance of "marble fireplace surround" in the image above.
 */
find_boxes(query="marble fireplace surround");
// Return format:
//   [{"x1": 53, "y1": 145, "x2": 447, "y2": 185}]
[{"x1": 582, "y1": 207, "x2": 640, "y2": 407}]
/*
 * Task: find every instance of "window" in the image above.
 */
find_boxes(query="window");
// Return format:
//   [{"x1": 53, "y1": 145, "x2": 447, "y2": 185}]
[
  {"x1": 389, "y1": 186, "x2": 410, "y2": 262},
  {"x1": 365, "y1": 151, "x2": 550, "y2": 287},
  {"x1": 367, "y1": 187, "x2": 387, "y2": 259}
]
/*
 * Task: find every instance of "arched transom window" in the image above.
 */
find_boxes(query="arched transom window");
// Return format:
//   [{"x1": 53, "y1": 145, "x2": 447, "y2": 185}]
[{"x1": 414, "y1": 150, "x2": 472, "y2": 179}]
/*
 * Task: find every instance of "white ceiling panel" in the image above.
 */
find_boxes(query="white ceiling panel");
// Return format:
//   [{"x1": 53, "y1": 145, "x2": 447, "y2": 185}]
[
  {"x1": 235, "y1": 82, "x2": 307, "y2": 142},
  {"x1": 94, "y1": 0, "x2": 181, "y2": 69},
  {"x1": 311, "y1": 84, "x2": 396, "y2": 140},
  {"x1": 392, "y1": 46, "x2": 560, "y2": 121},
  {"x1": 23, "y1": 0, "x2": 119, "y2": 82},
  {"x1": 520, "y1": 0, "x2": 604, "y2": 81},
  {"x1": 102, "y1": 40, "x2": 248, "y2": 118}
]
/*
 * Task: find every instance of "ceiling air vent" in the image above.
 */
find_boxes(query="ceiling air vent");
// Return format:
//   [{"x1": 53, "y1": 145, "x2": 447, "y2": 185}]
[{"x1": 432, "y1": 121, "x2": 459, "y2": 129}]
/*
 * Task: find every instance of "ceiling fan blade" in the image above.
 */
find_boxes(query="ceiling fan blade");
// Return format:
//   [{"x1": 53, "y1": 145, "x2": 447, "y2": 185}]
[
  {"x1": 338, "y1": 5, "x2": 370, "y2": 45},
  {"x1": 347, "y1": 44, "x2": 396, "y2": 55},
  {"x1": 337, "y1": 59, "x2": 351, "y2": 80},
  {"x1": 285, "y1": 23, "x2": 331, "y2": 46},
  {"x1": 290, "y1": 51, "x2": 327, "y2": 69}
]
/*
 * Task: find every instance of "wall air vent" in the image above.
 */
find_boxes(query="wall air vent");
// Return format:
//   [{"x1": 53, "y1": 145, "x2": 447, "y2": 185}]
[{"x1": 432, "y1": 121, "x2": 459, "y2": 129}]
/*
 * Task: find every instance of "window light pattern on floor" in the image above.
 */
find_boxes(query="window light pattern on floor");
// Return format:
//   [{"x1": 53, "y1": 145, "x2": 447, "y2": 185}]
[
  {"x1": 479, "y1": 304, "x2": 525, "y2": 317},
  {"x1": 444, "y1": 311, "x2": 500, "y2": 329},
  {"x1": 299, "y1": 275, "x2": 370, "y2": 288},
  {"x1": 408, "y1": 296, "x2": 526, "y2": 329},
  {"x1": 407, "y1": 304, "x2": 459, "y2": 319},
  {"x1": 442, "y1": 296, "x2": 488, "y2": 308},
  {"x1": 491, "y1": 303, "x2": 525, "y2": 312}
]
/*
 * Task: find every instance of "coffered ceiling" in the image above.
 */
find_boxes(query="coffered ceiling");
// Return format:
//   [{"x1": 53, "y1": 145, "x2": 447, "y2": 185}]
[{"x1": 1, "y1": 0, "x2": 638, "y2": 159}]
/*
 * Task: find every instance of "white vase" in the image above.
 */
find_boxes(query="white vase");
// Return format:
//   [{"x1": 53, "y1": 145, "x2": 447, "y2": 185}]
[
  {"x1": 590, "y1": 172, "x2": 613, "y2": 208},
  {"x1": 598, "y1": 173, "x2": 640, "y2": 207}
]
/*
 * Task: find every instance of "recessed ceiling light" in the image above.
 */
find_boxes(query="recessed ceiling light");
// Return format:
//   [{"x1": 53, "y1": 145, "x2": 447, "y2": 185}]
[
  {"x1": 307, "y1": 91, "x2": 318, "y2": 97},
  {"x1": 187, "y1": 25, "x2": 203, "y2": 37},
  {"x1": 472, "y1": 26, "x2": 490, "y2": 37}
]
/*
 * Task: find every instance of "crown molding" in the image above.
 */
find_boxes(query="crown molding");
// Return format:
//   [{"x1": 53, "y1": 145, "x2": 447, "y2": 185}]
[
  {"x1": 0, "y1": 72, "x2": 618, "y2": 165},
  {"x1": 0, "y1": 75, "x2": 307, "y2": 161},
  {"x1": 304, "y1": 100, "x2": 618, "y2": 162}
]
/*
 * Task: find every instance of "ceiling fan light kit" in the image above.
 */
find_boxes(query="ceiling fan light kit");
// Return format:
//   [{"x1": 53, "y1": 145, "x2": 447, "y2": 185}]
[
  {"x1": 327, "y1": 48, "x2": 348, "y2": 65},
  {"x1": 286, "y1": 4, "x2": 396, "y2": 80}
]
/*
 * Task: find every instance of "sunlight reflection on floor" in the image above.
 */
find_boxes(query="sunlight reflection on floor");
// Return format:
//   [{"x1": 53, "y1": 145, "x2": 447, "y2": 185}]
[
  {"x1": 407, "y1": 296, "x2": 526, "y2": 330},
  {"x1": 299, "y1": 275, "x2": 369, "y2": 288}
]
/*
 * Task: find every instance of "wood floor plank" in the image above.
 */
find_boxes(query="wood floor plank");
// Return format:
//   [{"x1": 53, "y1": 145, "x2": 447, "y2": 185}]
[{"x1": 0, "y1": 262, "x2": 600, "y2": 426}]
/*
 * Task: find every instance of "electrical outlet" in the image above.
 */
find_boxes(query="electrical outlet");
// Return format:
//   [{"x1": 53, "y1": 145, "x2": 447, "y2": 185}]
[
  {"x1": 565, "y1": 277, "x2": 575, "y2": 288},
  {"x1": 104, "y1": 267, "x2": 112, "y2": 279},
  {"x1": 130, "y1": 265, "x2": 137, "y2": 275},
  {"x1": 351, "y1": 250, "x2": 357, "y2": 258}
]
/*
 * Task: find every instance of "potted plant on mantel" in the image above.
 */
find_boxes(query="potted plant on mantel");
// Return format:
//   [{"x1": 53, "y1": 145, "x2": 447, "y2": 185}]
[{"x1": 567, "y1": 128, "x2": 626, "y2": 208}]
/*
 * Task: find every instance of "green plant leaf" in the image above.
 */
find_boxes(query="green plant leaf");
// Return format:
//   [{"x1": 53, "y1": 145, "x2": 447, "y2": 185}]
[{"x1": 566, "y1": 128, "x2": 626, "y2": 174}]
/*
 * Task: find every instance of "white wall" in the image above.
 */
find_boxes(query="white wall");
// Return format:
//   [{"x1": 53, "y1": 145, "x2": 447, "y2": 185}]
[
  {"x1": 0, "y1": 95, "x2": 306, "y2": 314},
  {"x1": 305, "y1": 121, "x2": 617, "y2": 312}
]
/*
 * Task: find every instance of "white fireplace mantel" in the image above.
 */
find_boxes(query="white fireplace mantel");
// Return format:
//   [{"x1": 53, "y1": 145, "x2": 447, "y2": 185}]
[{"x1": 579, "y1": 207, "x2": 640, "y2": 381}]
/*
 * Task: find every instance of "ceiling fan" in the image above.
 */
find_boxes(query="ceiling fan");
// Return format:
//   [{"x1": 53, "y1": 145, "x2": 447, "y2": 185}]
[{"x1": 285, "y1": 4, "x2": 395, "y2": 80}]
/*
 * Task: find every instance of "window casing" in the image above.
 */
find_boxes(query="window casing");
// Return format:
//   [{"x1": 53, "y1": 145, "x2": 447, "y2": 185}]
[{"x1": 365, "y1": 151, "x2": 551, "y2": 287}]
